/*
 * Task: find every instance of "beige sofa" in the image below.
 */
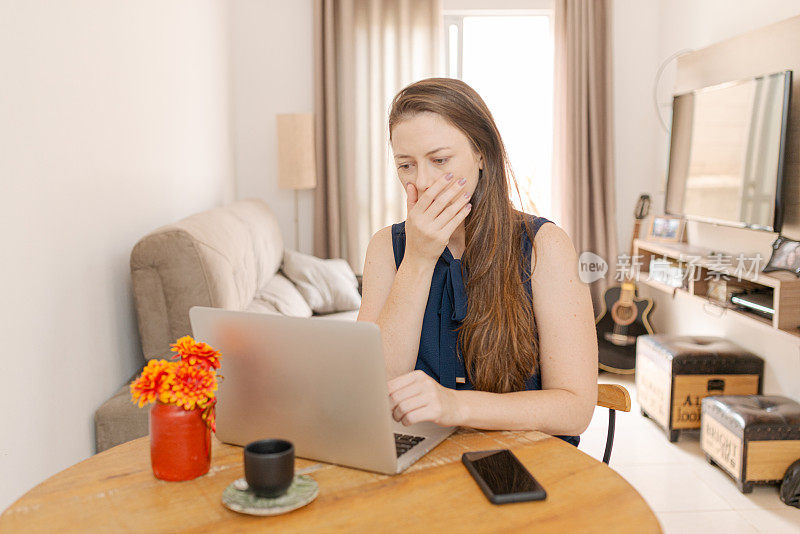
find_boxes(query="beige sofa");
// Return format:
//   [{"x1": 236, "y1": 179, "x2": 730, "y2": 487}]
[{"x1": 94, "y1": 199, "x2": 360, "y2": 452}]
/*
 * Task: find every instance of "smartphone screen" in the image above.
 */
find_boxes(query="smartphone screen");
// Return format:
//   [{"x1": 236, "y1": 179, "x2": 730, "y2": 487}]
[{"x1": 462, "y1": 449, "x2": 546, "y2": 504}]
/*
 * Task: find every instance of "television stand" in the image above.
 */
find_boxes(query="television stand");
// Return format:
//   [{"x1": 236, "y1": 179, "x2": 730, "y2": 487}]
[{"x1": 632, "y1": 239, "x2": 800, "y2": 337}]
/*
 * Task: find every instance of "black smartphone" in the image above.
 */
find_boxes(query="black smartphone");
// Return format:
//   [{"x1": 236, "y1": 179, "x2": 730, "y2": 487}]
[{"x1": 462, "y1": 449, "x2": 547, "y2": 504}]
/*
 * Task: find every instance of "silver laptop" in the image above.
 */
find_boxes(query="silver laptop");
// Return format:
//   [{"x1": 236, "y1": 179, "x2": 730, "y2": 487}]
[{"x1": 189, "y1": 306, "x2": 456, "y2": 474}]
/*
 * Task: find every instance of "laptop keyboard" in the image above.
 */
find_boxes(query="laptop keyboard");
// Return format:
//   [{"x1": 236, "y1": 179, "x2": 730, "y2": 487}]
[{"x1": 394, "y1": 433, "x2": 425, "y2": 457}]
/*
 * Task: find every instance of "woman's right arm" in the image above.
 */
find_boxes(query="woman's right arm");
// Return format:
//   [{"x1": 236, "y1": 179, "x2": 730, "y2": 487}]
[
  {"x1": 357, "y1": 228, "x2": 435, "y2": 379},
  {"x1": 358, "y1": 173, "x2": 473, "y2": 380}
]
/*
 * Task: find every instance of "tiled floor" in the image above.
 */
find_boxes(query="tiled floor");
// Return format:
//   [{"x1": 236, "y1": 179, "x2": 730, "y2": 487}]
[{"x1": 577, "y1": 372, "x2": 800, "y2": 534}]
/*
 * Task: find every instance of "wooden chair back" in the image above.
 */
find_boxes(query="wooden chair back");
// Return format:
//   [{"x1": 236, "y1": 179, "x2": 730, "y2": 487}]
[
  {"x1": 598, "y1": 384, "x2": 631, "y2": 412},
  {"x1": 596, "y1": 383, "x2": 631, "y2": 464}
]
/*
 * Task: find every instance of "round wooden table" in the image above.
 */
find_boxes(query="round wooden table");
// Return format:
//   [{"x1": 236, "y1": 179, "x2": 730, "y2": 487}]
[{"x1": 0, "y1": 428, "x2": 661, "y2": 532}]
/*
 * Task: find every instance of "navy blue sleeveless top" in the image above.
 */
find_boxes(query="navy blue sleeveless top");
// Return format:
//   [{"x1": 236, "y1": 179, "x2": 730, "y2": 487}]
[{"x1": 391, "y1": 214, "x2": 581, "y2": 448}]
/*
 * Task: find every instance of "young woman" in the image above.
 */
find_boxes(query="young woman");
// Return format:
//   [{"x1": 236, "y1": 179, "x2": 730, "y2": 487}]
[{"x1": 357, "y1": 78, "x2": 597, "y2": 446}]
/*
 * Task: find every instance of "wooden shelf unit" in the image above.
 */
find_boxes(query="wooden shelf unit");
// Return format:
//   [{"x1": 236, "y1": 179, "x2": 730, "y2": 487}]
[{"x1": 632, "y1": 239, "x2": 800, "y2": 337}]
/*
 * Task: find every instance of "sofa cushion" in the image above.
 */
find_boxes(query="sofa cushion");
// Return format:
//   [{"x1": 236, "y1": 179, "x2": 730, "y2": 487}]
[
  {"x1": 314, "y1": 309, "x2": 360, "y2": 321},
  {"x1": 227, "y1": 200, "x2": 284, "y2": 291},
  {"x1": 281, "y1": 249, "x2": 361, "y2": 314},
  {"x1": 255, "y1": 273, "x2": 312, "y2": 317},
  {"x1": 131, "y1": 199, "x2": 283, "y2": 360},
  {"x1": 246, "y1": 298, "x2": 280, "y2": 314}
]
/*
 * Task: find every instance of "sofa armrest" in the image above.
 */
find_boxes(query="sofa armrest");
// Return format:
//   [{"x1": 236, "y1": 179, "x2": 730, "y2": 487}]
[{"x1": 94, "y1": 382, "x2": 149, "y2": 453}]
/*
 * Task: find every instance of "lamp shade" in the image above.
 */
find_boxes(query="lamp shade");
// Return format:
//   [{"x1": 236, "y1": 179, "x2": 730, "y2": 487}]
[{"x1": 277, "y1": 113, "x2": 317, "y2": 190}]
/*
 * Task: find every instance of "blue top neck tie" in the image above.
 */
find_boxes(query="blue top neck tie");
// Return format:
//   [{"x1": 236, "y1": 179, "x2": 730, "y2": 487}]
[{"x1": 437, "y1": 247, "x2": 468, "y2": 389}]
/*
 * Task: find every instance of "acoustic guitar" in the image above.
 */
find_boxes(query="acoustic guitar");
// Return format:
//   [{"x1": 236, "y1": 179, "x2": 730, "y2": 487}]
[{"x1": 596, "y1": 194, "x2": 655, "y2": 374}]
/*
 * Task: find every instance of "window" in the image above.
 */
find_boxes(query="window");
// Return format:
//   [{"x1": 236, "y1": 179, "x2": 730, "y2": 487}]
[{"x1": 444, "y1": 9, "x2": 554, "y2": 216}]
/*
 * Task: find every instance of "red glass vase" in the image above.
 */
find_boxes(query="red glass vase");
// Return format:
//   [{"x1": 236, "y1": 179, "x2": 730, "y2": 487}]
[{"x1": 149, "y1": 401, "x2": 212, "y2": 481}]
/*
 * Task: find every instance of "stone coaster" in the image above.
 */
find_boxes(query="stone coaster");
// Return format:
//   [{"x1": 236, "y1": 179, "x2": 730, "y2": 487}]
[{"x1": 222, "y1": 475, "x2": 319, "y2": 516}]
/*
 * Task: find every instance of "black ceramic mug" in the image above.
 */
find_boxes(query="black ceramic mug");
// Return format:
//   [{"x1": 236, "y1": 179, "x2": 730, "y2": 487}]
[{"x1": 243, "y1": 439, "x2": 295, "y2": 498}]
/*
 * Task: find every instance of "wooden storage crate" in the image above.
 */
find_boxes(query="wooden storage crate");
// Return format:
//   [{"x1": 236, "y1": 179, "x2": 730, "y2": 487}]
[
  {"x1": 635, "y1": 335, "x2": 763, "y2": 442},
  {"x1": 701, "y1": 395, "x2": 800, "y2": 493}
]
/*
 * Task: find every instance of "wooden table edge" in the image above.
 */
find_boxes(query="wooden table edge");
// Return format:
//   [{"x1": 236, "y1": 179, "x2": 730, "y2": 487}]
[{"x1": 1, "y1": 430, "x2": 661, "y2": 533}]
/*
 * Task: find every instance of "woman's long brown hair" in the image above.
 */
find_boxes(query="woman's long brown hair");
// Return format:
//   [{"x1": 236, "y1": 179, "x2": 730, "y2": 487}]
[{"x1": 389, "y1": 78, "x2": 539, "y2": 393}]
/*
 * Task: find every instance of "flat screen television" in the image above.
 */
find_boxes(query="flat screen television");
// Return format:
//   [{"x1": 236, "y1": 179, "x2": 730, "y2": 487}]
[{"x1": 664, "y1": 69, "x2": 792, "y2": 232}]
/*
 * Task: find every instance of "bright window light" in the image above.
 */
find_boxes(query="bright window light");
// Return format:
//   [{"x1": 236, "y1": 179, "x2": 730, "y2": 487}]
[
  {"x1": 448, "y1": 24, "x2": 459, "y2": 77},
  {"x1": 447, "y1": 14, "x2": 553, "y2": 217}
]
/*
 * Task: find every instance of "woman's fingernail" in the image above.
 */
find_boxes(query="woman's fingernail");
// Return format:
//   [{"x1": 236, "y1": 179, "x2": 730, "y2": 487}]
[
  {"x1": 445, "y1": 173, "x2": 453, "y2": 181},
  {"x1": 458, "y1": 177, "x2": 467, "y2": 185}
]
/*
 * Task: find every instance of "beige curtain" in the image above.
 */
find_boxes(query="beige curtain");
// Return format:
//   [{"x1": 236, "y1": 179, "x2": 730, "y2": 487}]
[
  {"x1": 553, "y1": 0, "x2": 618, "y2": 317},
  {"x1": 313, "y1": 0, "x2": 443, "y2": 272}
]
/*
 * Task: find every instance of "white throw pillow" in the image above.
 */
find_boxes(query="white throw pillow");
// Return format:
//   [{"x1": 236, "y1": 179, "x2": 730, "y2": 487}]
[
  {"x1": 254, "y1": 273, "x2": 313, "y2": 317},
  {"x1": 281, "y1": 249, "x2": 361, "y2": 314}
]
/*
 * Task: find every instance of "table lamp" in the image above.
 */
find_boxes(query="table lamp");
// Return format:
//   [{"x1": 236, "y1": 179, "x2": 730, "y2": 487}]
[{"x1": 277, "y1": 112, "x2": 317, "y2": 250}]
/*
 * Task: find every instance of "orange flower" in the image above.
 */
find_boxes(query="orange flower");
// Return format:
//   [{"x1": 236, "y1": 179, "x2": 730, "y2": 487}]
[
  {"x1": 168, "y1": 364, "x2": 218, "y2": 410},
  {"x1": 170, "y1": 336, "x2": 221, "y2": 370},
  {"x1": 131, "y1": 336, "x2": 223, "y2": 432},
  {"x1": 130, "y1": 360, "x2": 179, "y2": 408}
]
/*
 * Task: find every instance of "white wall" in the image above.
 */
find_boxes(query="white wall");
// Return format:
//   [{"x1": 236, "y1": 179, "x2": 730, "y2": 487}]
[
  {"x1": 612, "y1": 0, "x2": 800, "y2": 247},
  {"x1": 0, "y1": 0, "x2": 234, "y2": 510},
  {"x1": 229, "y1": 0, "x2": 316, "y2": 254},
  {"x1": 611, "y1": 0, "x2": 662, "y2": 251}
]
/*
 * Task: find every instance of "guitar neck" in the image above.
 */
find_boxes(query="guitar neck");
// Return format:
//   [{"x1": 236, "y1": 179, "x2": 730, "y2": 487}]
[{"x1": 629, "y1": 220, "x2": 643, "y2": 258}]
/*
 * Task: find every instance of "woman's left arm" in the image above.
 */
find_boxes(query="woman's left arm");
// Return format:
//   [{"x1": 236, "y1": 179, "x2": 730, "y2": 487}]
[{"x1": 388, "y1": 223, "x2": 598, "y2": 436}]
